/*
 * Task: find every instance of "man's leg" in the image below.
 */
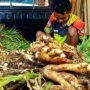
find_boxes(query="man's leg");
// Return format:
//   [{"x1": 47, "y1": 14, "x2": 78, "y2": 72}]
[{"x1": 66, "y1": 26, "x2": 78, "y2": 47}]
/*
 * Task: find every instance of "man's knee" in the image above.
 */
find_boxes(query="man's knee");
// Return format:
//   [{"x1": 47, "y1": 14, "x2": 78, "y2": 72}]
[{"x1": 68, "y1": 26, "x2": 77, "y2": 36}]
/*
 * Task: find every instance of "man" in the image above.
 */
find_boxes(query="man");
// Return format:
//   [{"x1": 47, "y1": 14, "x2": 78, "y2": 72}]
[{"x1": 36, "y1": 0, "x2": 85, "y2": 47}]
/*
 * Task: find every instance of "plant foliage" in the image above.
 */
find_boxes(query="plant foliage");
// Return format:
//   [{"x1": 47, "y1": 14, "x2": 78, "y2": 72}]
[
  {"x1": 77, "y1": 36, "x2": 90, "y2": 62},
  {"x1": 0, "y1": 27, "x2": 30, "y2": 51},
  {"x1": 0, "y1": 71, "x2": 40, "y2": 89}
]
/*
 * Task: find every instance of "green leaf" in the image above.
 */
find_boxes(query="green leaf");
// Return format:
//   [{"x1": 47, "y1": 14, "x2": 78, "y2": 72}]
[
  {"x1": 44, "y1": 81, "x2": 53, "y2": 90},
  {"x1": 83, "y1": 51, "x2": 90, "y2": 63},
  {"x1": 0, "y1": 27, "x2": 30, "y2": 51},
  {"x1": 77, "y1": 36, "x2": 90, "y2": 63},
  {"x1": 77, "y1": 37, "x2": 90, "y2": 52},
  {"x1": 0, "y1": 72, "x2": 39, "y2": 88}
]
